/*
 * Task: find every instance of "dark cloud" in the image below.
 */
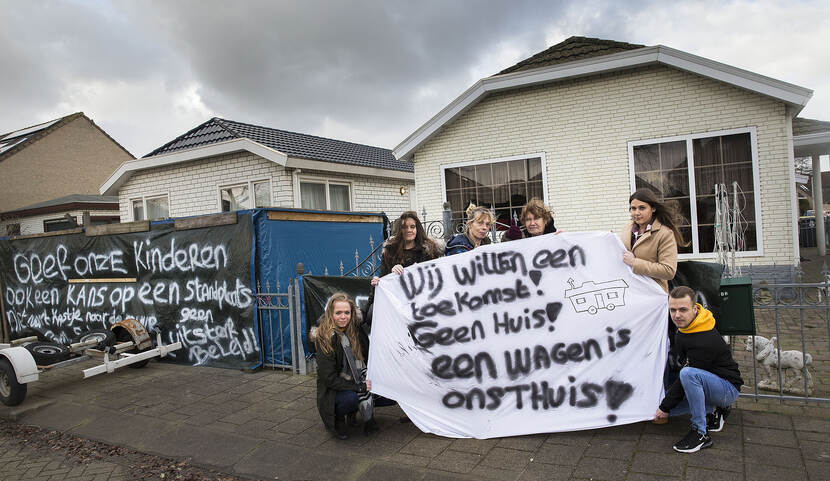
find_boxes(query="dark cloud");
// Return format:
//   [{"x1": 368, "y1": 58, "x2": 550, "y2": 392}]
[{"x1": 0, "y1": 0, "x2": 826, "y2": 156}]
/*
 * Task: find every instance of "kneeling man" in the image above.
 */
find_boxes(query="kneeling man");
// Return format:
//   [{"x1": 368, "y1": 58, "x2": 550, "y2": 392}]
[{"x1": 655, "y1": 286, "x2": 743, "y2": 453}]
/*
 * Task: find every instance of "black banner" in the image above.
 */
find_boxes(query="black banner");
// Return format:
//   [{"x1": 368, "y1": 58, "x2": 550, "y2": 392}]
[{"x1": 0, "y1": 215, "x2": 258, "y2": 369}]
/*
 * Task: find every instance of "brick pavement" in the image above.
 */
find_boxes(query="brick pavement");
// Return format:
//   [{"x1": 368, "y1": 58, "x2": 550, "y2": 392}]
[
  {"x1": 1, "y1": 359, "x2": 829, "y2": 481},
  {"x1": 0, "y1": 432, "x2": 125, "y2": 481}
]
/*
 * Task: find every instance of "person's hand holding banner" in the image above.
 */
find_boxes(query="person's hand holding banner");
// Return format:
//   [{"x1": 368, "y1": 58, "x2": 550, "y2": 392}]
[{"x1": 367, "y1": 231, "x2": 668, "y2": 439}]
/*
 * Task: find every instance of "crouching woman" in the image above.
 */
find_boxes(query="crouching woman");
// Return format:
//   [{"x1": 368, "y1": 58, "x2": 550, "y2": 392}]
[{"x1": 311, "y1": 292, "x2": 378, "y2": 439}]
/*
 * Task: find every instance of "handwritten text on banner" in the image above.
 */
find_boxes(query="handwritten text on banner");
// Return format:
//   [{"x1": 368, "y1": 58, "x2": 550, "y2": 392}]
[{"x1": 368, "y1": 232, "x2": 668, "y2": 439}]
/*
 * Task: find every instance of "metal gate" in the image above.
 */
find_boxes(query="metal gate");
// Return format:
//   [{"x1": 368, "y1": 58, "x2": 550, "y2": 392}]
[
  {"x1": 255, "y1": 278, "x2": 308, "y2": 374},
  {"x1": 738, "y1": 274, "x2": 830, "y2": 404}
]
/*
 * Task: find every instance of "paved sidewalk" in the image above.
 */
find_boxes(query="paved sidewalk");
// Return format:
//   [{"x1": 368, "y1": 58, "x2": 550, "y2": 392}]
[
  {"x1": 1, "y1": 360, "x2": 829, "y2": 481},
  {"x1": 0, "y1": 433, "x2": 125, "y2": 481}
]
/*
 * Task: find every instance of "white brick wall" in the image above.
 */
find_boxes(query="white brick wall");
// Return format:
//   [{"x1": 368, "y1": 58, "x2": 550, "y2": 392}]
[
  {"x1": 1, "y1": 209, "x2": 120, "y2": 236},
  {"x1": 117, "y1": 152, "x2": 414, "y2": 221},
  {"x1": 413, "y1": 65, "x2": 797, "y2": 266}
]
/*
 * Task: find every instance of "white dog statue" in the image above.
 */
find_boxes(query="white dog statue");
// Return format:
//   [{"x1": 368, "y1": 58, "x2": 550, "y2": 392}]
[{"x1": 746, "y1": 335, "x2": 813, "y2": 394}]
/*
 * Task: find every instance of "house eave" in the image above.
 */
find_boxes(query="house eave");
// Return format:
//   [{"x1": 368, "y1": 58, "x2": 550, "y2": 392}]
[
  {"x1": 794, "y1": 131, "x2": 830, "y2": 157},
  {"x1": 285, "y1": 156, "x2": 415, "y2": 180},
  {"x1": 393, "y1": 45, "x2": 813, "y2": 161},
  {"x1": 99, "y1": 138, "x2": 289, "y2": 195}
]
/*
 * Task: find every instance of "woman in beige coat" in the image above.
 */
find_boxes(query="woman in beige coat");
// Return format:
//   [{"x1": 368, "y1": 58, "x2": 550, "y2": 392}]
[
  {"x1": 621, "y1": 189, "x2": 687, "y2": 390},
  {"x1": 620, "y1": 189, "x2": 685, "y2": 293}
]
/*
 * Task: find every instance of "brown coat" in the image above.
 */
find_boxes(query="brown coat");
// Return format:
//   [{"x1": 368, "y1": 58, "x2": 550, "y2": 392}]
[{"x1": 620, "y1": 219, "x2": 678, "y2": 293}]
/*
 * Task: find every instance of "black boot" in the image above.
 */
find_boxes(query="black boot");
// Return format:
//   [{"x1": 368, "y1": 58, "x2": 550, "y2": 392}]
[
  {"x1": 363, "y1": 418, "x2": 379, "y2": 436},
  {"x1": 333, "y1": 416, "x2": 349, "y2": 440}
]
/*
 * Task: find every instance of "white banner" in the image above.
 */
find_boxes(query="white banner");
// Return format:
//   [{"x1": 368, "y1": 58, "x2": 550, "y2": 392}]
[{"x1": 368, "y1": 232, "x2": 668, "y2": 439}]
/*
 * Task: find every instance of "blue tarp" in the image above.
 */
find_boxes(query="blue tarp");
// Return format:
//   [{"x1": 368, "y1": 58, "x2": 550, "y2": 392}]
[{"x1": 253, "y1": 209, "x2": 385, "y2": 365}]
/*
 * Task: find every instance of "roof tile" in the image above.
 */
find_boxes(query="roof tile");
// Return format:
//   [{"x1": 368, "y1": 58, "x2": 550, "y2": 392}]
[
  {"x1": 146, "y1": 118, "x2": 413, "y2": 172},
  {"x1": 497, "y1": 36, "x2": 646, "y2": 75}
]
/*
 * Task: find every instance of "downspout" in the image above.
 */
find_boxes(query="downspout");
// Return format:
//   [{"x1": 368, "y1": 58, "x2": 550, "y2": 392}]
[{"x1": 786, "y1": 107, "x2": 802, "y2": 266}]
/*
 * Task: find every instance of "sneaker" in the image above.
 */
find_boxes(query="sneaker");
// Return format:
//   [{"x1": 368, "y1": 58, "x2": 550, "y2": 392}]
[
  {"x1": 673, "y1": 429, "x2": 713, "y2": 453},
  {"x1": 706, "y1": 406, "x2": 730, "y2": 433}
]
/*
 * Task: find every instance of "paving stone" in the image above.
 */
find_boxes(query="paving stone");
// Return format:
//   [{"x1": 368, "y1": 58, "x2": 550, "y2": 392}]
[
  {"x1": 516, "y1": 461, "x2": 572, "y2": 481},
  {"x1": 806, "y1": 460, "x2": 830, "y2": 481},
  {"x1": 625, "y1": 473, "x2": 681, "y2": 481},
  {"x1": 545, "y1": 429, "x2": 594, "y2": 446},
  {"x1": 685, "y1": 446, "x2": 745, "y2": 472},
  {"x1": 274, "y1": 417, "x2": 316, "y2": 434},
  {"x1": 592, "y1": 422, "x2": 645, "y2": 440},
  {"x1": 449, "y1": 437, "x2": 498, "y2": 454},
  {"x1": 743, "y1": 426, "x2": 798, "y2": 447},
  {"x1": 496, "y1": 434, "x2": 546, "y2": 451},
  {"x1": 478, "y1": 447, "x2": 531, "y2": 471},
  {"x1": 799, "y1": 439, "x2": 830, "y2": 464},
  {"x1": 572, "y1": 456, "x2": 628, "y2": 481},
  {"x1": 388, "y1": 453, "x2": 432, "y2": 468},
  {"x1": 400, "y1": 435, "x2": 452, "y2": 458},
  {"x1": 637, "y1": 433, "x2": 681, "y2": 453},
  {"x1": 792, "y1": 416, "x2": 830, "y2": 433},
  {"x1": 745, "y1": 462, "x2": 806, "y2": 481},
  {"x1": 358, "y1": 462, "x2": 425, "y2": 481},
  {"x1": 469, "y1": 463, "x2": 522, "y2": 480},
  {"x1": 744, "y1": 443, "x2": 806, "y2": 469},
  {"x1": 531, "y1": 442, "x2": 586, "y2": 465},
  {"x1": 685, "y1": 467, "x2": 743, "y2": 481},
  {"x1": 427, "y1": 449, "x2": 482, "y2": 474},
  {"x1": 583, "y1": 438, "x2": 636, "y2": 460},
  {"x1": 741, "y1": 411, "x2": 794, "y2": 430},
  {"x1": 629, "y1": 451, "x2": 686, "y2": 475}
]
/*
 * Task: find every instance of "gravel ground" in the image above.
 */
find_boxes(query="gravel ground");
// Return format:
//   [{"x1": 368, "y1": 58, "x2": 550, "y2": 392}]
[{"x1": 0, "y1": 418, "x2": 254, "y2": 481}]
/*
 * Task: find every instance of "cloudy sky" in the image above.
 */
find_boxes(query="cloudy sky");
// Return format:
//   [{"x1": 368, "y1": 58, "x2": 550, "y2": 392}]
[{"x1": 1, "y1": 0, "x2": 828, "y2": 158}]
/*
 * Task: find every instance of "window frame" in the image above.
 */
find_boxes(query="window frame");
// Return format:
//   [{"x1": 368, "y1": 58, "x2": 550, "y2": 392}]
[
  {"x1": 440, "y1": 152, "x2": 549, "y2": 226},
  {"x1": 130, "y1": 193, "x2": 170, "y2": 221},
  {"x1": 216, "y1": 177, "x2": 272, "y2": 212},
  {"x1": 297, "y1": 176, "x2": 353, "y2": 211},
  {"x1": 627, "y1": 126, "x2": 762, "y2": 259}
]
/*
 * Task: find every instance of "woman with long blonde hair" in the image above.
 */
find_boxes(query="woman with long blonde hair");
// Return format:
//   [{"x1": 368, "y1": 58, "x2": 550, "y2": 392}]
[{"x1": 311, "y1": 292, "x2": 376, "y2": 439}]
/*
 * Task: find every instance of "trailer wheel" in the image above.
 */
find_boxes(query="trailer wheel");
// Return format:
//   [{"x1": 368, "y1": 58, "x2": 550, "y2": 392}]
[
  {"x1": 24, "y1": 342, "x2": 71, "y2": 366},
  {"x1": 0, "y1": 357, "x2": 27, "y2": 406},
  {"x1": 74, "y1": 329, "x2": 116, "y2": 347},
  {"x1": 115, "y1": 329, "x2": 150, "y2": 368}
]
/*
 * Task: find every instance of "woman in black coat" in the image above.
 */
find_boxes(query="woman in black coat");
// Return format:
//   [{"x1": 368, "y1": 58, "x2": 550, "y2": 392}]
[{"x1": 311, "y1": 292, "x2": 375, "y2": 440}]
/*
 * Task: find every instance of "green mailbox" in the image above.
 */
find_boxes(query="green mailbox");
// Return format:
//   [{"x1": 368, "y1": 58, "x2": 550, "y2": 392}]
[{"x1": 717, "y1": 276, "x2": 755, "y2": 335}]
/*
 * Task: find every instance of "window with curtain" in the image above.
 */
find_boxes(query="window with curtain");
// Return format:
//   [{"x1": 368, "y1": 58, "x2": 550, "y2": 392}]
[
  {"x1": 631, "y1": 130, "x2": 758, "y2": 255},
  {"x1": 300, "y1": 180, "x2": 351, "y2": 211},
  {"x1": 219, "y1": 180, "x2": 271, "y2": 212},
  {"x1": 443, "y1": 157, "x2": 543, "y2": 232},
  {"x1": 132, "y1": 195, "x2": 169, "y2": 221}
]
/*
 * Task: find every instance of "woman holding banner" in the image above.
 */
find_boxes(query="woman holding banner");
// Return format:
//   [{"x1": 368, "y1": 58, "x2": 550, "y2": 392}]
[
  {"x1": 620, "y1": 189, "x2": 685, "y2": 293},
  {"x1": 370, "y1": 211, "x2": 443, "y2": 288},
  {"x1": 446, "y1": 204, "x2": 495, "y2": 255},
  {"x1": 368, "y1": 211, "x2": 443, "y2": 423},
  {"x1": 620, "y1": 189, "x2": 686, "y2": 391},
  {"x1": 311, "y1": 293, "x2": 378, "y2": 440},
  {"x1": 521, "y1": 197, "x2": 557, "y2": 238}
]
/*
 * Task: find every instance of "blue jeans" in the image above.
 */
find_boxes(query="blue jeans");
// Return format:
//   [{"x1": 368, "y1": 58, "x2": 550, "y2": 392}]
[
  {"x1": 335, "y1": 390, "x2": 359, "y2": 416},
  {"x1": 669, "y1": 367, "x2": 739, "y2": 434}
]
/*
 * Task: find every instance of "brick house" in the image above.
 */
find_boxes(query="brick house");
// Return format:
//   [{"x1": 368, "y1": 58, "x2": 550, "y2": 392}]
[
  {"x1": 394, "y1": 36, "x2": 821, "y2": 278},
  {"x1": 0, "y1": 112, "x2": 134, "y2": 235},
  {"x1": 101, "y1": 118, "x2": 415, "y2": 221}
]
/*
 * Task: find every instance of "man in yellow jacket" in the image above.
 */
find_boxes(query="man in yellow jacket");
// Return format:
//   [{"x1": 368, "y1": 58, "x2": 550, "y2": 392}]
[{"x1": 654, "y1": 286, "x2": 743, "y2": 453}]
